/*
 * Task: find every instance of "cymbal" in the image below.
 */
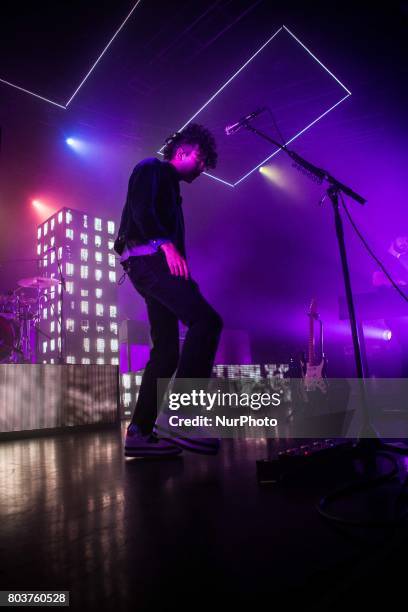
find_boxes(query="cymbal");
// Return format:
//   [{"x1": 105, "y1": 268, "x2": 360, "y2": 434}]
[{"x1": 18, "y1": 276, "x2": 60, "y2": 289}]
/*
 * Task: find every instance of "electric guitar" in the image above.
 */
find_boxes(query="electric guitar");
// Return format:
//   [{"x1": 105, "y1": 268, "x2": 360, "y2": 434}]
[{"x1": 302, "y1": 299, "x2": 328, "y2": 394}]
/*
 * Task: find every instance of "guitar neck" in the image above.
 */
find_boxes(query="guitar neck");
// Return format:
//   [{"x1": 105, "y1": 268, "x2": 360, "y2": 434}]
[{"x1": 308, "y1": 315, "x2": 315, "y2": 365}]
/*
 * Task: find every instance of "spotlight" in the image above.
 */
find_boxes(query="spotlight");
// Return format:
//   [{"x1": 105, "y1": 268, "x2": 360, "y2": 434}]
[
  {"x1": 65, "y1": 137, "x2": 88, "y2": 154},
  {"x1": 383, "y1": 330, "x2": 392, "y2": 341},
  {"x1": 32, "y1": 199, "x2": 43, "y2": 209}
]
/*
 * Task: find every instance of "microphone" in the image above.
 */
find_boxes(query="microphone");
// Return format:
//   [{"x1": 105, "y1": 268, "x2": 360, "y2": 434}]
[{"x1": 225, "y1": 107, "x2": 267, "y2": 136}]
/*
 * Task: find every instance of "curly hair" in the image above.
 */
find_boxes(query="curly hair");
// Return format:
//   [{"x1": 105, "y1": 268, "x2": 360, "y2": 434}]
[{"x1": 162, "y1": 123, "x2": 218, "y2": 170}]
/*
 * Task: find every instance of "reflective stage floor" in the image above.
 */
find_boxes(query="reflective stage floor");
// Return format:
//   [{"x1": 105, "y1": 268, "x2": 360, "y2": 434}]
[{"x1": 1, "y1": 424, "x2": 408, "y2": 611}]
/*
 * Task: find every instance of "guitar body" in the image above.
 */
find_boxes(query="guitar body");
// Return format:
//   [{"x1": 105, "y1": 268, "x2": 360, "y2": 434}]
[
  {"x1": 304, "y1": 360, "x2": 327, "y2": 394},
  {"x1": 302, "y1": 299, "x2": 328, "y2": 397}
]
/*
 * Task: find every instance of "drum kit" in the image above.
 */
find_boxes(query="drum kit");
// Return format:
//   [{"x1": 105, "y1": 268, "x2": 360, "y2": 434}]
[{"x1": 0, "y1": 276, "x2": 60, "y2": 363}]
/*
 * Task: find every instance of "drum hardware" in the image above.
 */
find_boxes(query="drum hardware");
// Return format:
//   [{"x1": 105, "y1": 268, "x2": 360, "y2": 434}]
[{"x1": 17, "y1": 276, "x2": 60, "y2": 289}]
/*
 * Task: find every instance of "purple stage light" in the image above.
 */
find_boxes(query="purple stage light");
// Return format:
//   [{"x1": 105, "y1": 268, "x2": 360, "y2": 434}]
[
  {"x1": 0, "y1": 1, "x2": 142, "y2": 109},
  {"x1": 363, "y1": 324, "x2": 393, "y2": 341}
]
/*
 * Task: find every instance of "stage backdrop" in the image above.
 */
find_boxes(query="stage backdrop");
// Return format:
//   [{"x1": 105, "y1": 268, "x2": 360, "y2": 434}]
[{"x1": 0, "y1": 364, "x2": 119, "y2": 433}]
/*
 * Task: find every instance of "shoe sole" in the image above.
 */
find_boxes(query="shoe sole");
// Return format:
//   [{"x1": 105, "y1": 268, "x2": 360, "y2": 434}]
[
  {"x1": 153, "y1": 425, "x2": 220, "y2": 455},
  {"x1": 124, "y1": 446, "x2": 182, "y2": 458}
]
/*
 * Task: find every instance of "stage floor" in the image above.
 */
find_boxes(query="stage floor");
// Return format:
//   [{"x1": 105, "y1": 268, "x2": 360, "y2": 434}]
[{"x1": 0, "y1": 425, "x2": 407, "y2": 611}]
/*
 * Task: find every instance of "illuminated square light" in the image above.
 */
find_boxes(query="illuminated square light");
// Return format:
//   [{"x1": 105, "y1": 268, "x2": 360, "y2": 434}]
[
  {"x1": 44, "y1": 222, "x2": 48, "y2": 236},
  {"x1": 80, "y1": 233, "x2": 88, "y2": 245},
  {"x1": 108, "y1": 254, "x2": 115, "y2": 267},
  {"x1": 97, "y1": 358, "x2": 105, "y2": 365},
  {"x1": 110, "y1": 339, "x2": 119, "y2": 352},
  {"x1": 95, "y1": 235, "x2": 102, "y2": 247},
  {"x1": 123, "y1": 393, "x2": 132, "y2": 407},
  {"x1": 37, "y1": 227, "x2": 41, "y2": 239},
  {"x1": 81, "y1": 320, "x2": 89, "y2": 332},
  {"x1": 95, "y1": 269, "x2": 102, "y2": 281},
  {"x1": 109, "y1": 271, "x2": 116, "y2": 283},
  {"x1": 95, "y1": 288, "x2": 102, "y2": 299},
  {"x1": 66, "y1": 318, "x2": 75, "y2": 332},
  {"x1": 83, "y1": 214, "x2": 88, "y2": 229},
  {"x1": 96, "y1": 303, "x2": 104, "y2": 316},
  {"x1": 80, "y1": 265, "x2": 88, "y2": 279},
  {"x1": 95, "y1": 251, "x2": 102, "y2": 263},
  {"x1": 50, "y1": 236, "x2": 55, "y2": 247},
  {"x1": 81, "y1": 300, "x2": 89, "y2": 314},
  {"x1": 123, "y1": 374, "x2": 131, "y2": 389},
  {"x1": 58, "y1": 247, "x2": 63, "y2": 259},
  {"x1": 111, "y1": 357, "x2": 119, "y2": 365},
  {"x1": 50, "y1": 358, "x2": 55, "y2": 364},
  {"x1": 58, "y1": 301, "x2": 62, "y2": 313},
  {"x1": 51, "y1": 218, "x2": 55, "y2": 231},
  {"x1": 67, "y1": 356, "x2": 76, "y2": 364},
  {"x1": 109, "y1": 305, "x2": 117, "y2": 318},
  {"x1": 94, "y1": 218, "x2": 102, "y2": 231},
  {"x1": 83, "y1": 338, "x2": 90, "y2": 352},
  {"x1": 43, "y1": 308, "x2": 48, "y2": 320},
  {"x1": 66, "y1": 262, "x2": 74, "y2": 276},
  {"x1": 50, "y1": 339, "x2": 55, "y2": 351},
  {"x1": 66, "y1": 281, "x2": 74, "y2": 294},
  {"x1": 96, "y1": 338, "x2": 105, "y2": 353},
  {"x1": 66, "y1": 211, "x2": 73, "y2": 225},
  {"x1": 81, "y1": 289, "x2": 89, "y2": 297},
  {"x1": 37, "y1": 243, "x2": 41, "y2": 255},
  {"x1": 159, "y1": 25, "x2": 351, "y2": 187},
  {"x1": 82, "y1": 358, "x2": 91, "y2": 364},
  {"x1": 66, "y1": 228, "x2": 74, "y2": 240},
  {"x1": 42, "y1": 341, "x2": 47, "y2": 353},
  {"x1": 96, "y1": 323, "x2": 104, "y2": 333},
  {"x1": 80, "y1": 248, "x2": 88, "y2": 262},
  {"x1": 107, "y1": 221, "x2": 115, "y2": 235},
  {"x1": 50, "y1": 251, "x2": 55, "y2": 264},
  {"x1": 50, "y1": 321, "x2": 55, "y2": 333},
  {"x1": 58, "y1": 211, "x2": 63, "y2": 223},
  {"x1": 43, "y1": 256, "x2": 48, "y2": 267},
  {"x1": 110, "y1": 322, "x2": 118, "y2": 335},
  {"x1": 108, "y1": 240, "x2": 114, "y2": 250}
]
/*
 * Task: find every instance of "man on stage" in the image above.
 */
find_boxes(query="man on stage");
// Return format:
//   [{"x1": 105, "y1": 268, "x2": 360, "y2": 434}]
[{"x1": 116, "y1": 124, "x2": 223, "y2": 458}]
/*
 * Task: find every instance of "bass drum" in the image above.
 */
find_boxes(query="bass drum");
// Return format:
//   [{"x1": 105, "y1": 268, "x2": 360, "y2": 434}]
[{"x1": 0, "y1": 314, "x2": 18, "y2": 363}]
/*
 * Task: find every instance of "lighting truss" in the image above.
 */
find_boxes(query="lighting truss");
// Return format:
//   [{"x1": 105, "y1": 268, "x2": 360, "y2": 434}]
[
  {"x1": 158, "y1": 24, "x2": 352, "y2": 187},
  {"x1": 0, "y1": 1, "x2": 142, "y2": 109}
]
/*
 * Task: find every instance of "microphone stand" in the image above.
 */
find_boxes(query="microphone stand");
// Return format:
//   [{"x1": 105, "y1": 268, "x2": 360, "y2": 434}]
[{"x1": 243, "y1": 123, "x2": 407, "y2": 455}]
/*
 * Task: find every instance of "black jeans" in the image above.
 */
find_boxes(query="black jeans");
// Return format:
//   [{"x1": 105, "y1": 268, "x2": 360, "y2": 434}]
[{"x1": 124, "y1": 252, "x2": 223, "y2": 434}]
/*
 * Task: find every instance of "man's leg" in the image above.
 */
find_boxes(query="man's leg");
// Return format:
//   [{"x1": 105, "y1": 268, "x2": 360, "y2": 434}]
[
  {"x1": 132, "y1": 296, "x2": 179, "y2": 435},
  {"x1": 126, "y1": 253, "x2": 223, "y2": 442}
]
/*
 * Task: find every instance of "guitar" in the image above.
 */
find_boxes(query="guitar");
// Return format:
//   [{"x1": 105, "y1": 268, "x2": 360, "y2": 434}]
[{"x1": 302, "y1": 299, "x2": 328, "y2": 394}]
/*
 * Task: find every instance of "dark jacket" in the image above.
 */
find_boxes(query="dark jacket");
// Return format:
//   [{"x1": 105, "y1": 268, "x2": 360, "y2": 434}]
[{"x1": 117, "y1": 157, "x2": 186, "y2": 256}]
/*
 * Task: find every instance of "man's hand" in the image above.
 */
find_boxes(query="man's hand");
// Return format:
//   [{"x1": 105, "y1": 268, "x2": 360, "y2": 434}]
[{"x1": 160, "y1": 243, "x2": 189, "y2": 279}]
